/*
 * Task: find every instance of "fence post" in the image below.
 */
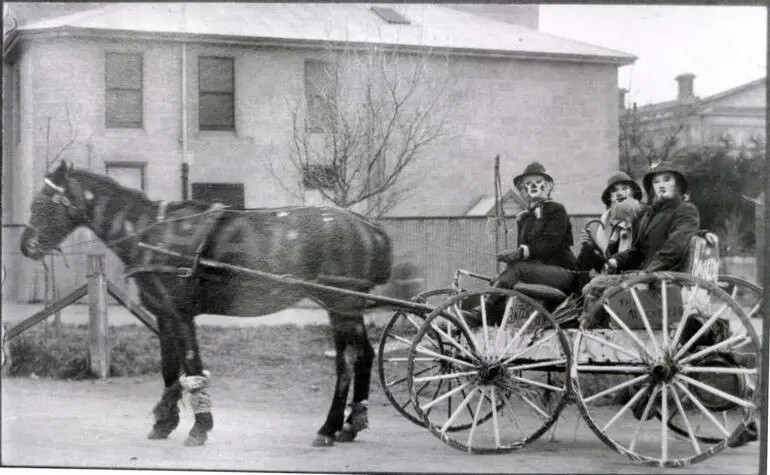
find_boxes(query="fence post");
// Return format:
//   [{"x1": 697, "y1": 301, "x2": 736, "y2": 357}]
[
  {"x1": 87, "y1": 254, "x2": 110, "y2": 378},
  {"x1": 757, "y1": 192, "x2": 765, "y2": 286}
]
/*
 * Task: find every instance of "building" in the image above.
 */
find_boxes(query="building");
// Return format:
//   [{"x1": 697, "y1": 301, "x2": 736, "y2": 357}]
[
  {"x1": 619, "y1": 74, "x2": 766, "y2": 169},
  {"x1": 2, "y1": 3, "x2": 634, "y2": 301}
]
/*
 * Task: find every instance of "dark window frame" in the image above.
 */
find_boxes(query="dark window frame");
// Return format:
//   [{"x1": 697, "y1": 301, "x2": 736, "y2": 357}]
[
  {"x1": 304, "y1": 59, "x2": 338, "y2": 133},
  {"x1": 198, "y1": 56, "x2": 235, "y2": 132},
  {"x1": 191, "y1": 182, "x2": 245, "y2": 209},
  {"x1": 105, "y1": 52, "x2": 144, "y2": 129}
]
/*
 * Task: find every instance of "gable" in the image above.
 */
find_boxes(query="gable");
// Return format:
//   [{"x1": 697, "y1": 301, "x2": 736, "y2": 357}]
[{"x1": 709, "y1": 82, "x2": 765, "y2": 108}]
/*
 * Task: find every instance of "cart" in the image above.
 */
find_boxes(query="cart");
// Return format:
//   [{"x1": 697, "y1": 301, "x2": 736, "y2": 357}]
[{"x1": 376, "y1": 232, "x2": 763, "y2": 467}]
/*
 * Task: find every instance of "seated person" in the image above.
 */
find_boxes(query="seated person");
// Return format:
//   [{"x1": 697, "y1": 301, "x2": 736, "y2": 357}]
[
  {"x1": 475, "y1": 162, "x2": 579, "y2": 324},
  {"x1": 577, "y1": 171, "x2": 646, "y2": 273}
]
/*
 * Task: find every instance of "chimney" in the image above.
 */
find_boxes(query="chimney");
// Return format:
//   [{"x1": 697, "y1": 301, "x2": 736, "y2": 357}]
[
  {"x1": 618, "y1": 88, "x2": 628, "y2": 110},
  {"x1": 675, "y1": 73, "x2": 696, "y2": 101}
]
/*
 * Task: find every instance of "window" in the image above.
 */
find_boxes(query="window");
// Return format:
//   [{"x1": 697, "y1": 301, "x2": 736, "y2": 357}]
[
  {"x1": 106, "y1": 162, "x2": 146, "y2": 191},
  {"x1": 105, "y1": 52, "x2": 143, "y2": 128},
  {"x1": 192, "y1": 183, "x2": 244, "y2": 209},
  {"x1": 304, "y1": 60, "x2": 337, "y2": 132},
  {"x1": 199, "y1": 57, "x2": 234, "y2": 131},
  {"x1": 302, "y1": 164, "x2": 338, "y2": 190}
]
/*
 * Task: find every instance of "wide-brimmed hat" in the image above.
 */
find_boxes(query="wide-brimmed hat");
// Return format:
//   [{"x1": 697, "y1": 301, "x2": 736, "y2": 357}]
[
  {"x1": 643, "y1": 164, "x2": 688, "y2": 195},
  {"x1": 513, "y1": 162, "x2": 553, "y2": 188},
  {"x1": 601, "y1": 171, "x2": 643, "y2": 207}
]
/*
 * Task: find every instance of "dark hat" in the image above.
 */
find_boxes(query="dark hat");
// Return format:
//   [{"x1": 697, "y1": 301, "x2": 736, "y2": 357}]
[
  {"x1": 513, "y1": 162, "x2": 553, "y2": 188},
  {"x1": 601, "y1": 171, "x2": 643, "y2": 207},
  {"x1": 643, "y1": 164, "x2": 688, "y2": 195}
]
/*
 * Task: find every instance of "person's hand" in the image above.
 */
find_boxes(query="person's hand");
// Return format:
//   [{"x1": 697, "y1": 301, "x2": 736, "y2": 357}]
[
  {"x1": 496, "y1": 249, "x2": 520, "y2": 263},
  {"x1": 579, "y1": 229, "x2": 591, "y2": 244},
  {"x1": 603, "y1": 258, "x2": 618, "y2": 274}
]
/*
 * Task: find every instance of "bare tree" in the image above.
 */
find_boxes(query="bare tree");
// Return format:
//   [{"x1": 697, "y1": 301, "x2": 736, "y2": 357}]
[
  {"x1": 619, "y1": 102, "x2": 695, "y2": 178},
  {"x1": 271, "y1": 43, "x2": 455, "y2": 218}
]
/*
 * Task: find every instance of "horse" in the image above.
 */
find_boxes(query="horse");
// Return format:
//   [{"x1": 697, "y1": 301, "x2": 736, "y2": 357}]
[{"x1": 19, "y1": 160, "x2": 393, "y2": 447}]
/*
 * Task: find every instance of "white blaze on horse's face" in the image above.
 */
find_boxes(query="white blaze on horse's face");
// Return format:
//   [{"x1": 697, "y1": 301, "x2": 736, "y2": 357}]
[
  {"x1": 519, "y1": 175, "x2": 551, "y2": 201},
  {"x1": 609, "y1": 183, "x2": 634, "y2": 204},
  {"x1": 652, "y1": 172, "x2": 678, "y2": 200}
]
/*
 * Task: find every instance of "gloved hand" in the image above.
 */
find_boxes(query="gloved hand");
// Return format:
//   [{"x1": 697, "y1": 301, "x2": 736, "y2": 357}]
[
  {"x1": 603, "y1": 258, "x2": 619, "y2": 274},
  {"x1": 496, "y1": 249, "x2": 521, "y2": 264}
]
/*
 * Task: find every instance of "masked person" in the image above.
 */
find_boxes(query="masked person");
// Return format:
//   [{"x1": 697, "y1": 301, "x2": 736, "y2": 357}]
[
  {"x1": 577, "y1": 171, "x2": 646, "y2": 273},
  {"x1": 471, "y1": 162, "x2": 578, "y2": 325}
]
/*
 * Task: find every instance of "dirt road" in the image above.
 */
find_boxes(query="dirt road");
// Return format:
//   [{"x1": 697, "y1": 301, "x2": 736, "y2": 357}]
[{"x1": 1, "y1": 376, "x2": 761, "y2": 473}]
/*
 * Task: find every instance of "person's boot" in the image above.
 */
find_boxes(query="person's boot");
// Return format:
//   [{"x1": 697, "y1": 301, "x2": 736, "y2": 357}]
[{"x1": 728, "y1": 420, "x2": 758, "y2": 448}]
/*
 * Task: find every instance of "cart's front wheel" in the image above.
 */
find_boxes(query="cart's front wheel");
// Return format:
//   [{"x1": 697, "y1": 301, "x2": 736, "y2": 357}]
[
  {"x1": 377, "y1": 288, "x2": 458, "y2": 427},
  {"x1": 572, "y1": 272, "x2": 761, "y2": 467},
  {"x1": 407, "y1": 288, "x2": 571, "y2": 454}
]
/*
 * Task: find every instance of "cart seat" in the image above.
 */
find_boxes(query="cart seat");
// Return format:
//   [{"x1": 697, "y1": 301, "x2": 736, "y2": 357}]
[{"x1": 513, "y1": 283, "x2": 567, "y2": 303}]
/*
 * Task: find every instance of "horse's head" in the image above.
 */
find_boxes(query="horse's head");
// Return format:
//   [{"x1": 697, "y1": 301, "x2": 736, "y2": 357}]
[{"x1": 20, "y1": 160, "x2": 92, "y2": 260}]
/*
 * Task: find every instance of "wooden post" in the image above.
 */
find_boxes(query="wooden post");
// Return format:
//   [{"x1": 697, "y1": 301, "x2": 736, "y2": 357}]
[
  {"x1": 756, "y1": 192, "x2": 764, "y2": 286},
  {"x1": 87, "y1": 254, "x2": 110, "y2": 378}
]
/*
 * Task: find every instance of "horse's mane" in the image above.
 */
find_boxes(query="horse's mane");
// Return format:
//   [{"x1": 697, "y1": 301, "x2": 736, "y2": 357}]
[{"x1": 70, "y1": 168, "x2": 150, "y2": 204}]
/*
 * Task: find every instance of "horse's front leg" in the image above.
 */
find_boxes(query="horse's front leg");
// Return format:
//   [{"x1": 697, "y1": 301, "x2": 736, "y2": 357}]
[
  {"x1": 147, "y1": 312, "x2": 183, "y2": 440},
  {"x1": 176, "y1": 316, "x2": 214, "y2": 447},
  {"x1": 337, "y1": 314, "x2": 373, "y2": 442}
]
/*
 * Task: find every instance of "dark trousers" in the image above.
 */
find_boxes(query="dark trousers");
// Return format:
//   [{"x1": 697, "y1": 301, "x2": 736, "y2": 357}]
[{"x1": 493, "y1": 261, "x2": 578, "y2": 295}]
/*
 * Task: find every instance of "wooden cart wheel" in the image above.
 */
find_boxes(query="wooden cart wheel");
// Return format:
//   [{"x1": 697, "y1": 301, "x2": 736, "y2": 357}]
[
  {"x1": 407, "y1": 288, "x2": 571, "y2": 454},
  {"x1": 662, "y1": 274, "x2": 762, "y2": 443},
  {"x1": 378, "y1": 288, "x2": 458, "y2": 427},
  {"x1": 571, "y1": 272, "x2": 761, "y2": 467}
]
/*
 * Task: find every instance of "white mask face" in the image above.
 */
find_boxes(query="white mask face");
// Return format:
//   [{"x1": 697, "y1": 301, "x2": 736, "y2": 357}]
[
  {"x1": 518, "y1": 175, "x2": 551, "y2": 201},
  {"x1": 652, "y1": 172, "x2": 678, "y2": 200},
  {"x1": 609, "y1": 183, "x2": 634, "y2": 204}
]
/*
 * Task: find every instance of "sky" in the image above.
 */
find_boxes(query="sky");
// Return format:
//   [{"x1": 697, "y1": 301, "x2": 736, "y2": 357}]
[{"x1": 538, "y1": 5, "x2": 767, "y2": 106}]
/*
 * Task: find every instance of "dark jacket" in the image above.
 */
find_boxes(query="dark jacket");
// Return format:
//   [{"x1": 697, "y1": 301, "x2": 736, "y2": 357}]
[
  {"x1": 517, "y1": 200, "x2": 577, "y2": 270},
  {"x1": 611, "y1": 197, "x2": 700, "y2": 272}
]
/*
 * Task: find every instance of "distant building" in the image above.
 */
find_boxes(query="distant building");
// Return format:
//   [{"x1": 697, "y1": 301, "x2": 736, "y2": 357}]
[{"x1": 619, "y1": 74, "x2": 766, "y2": 165}]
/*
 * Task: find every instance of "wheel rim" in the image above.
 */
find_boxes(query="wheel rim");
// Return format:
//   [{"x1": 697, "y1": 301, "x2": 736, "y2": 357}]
[
  {"x1": 377, "y1": 288, "x2": 458, "y2": 427},
  {"x1": 572, "y1": 272, "x2": 761, "y2": 467},
  {"x1": 407, "y1": 288, "x2": 571, "y2": 454}
]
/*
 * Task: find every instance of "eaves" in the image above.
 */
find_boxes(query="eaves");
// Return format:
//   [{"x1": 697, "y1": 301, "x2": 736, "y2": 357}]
[{"x1": 7, "y1": 27, "x2": 636, "y2": 66}]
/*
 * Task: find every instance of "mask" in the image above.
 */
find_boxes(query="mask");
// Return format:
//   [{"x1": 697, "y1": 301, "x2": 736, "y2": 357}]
[
  {"x1": 609, "y1": 183, "x2": 634, "y2": 204},
  {"x1": 518, "y1": 175, "x2": 552, "y2": 202},
  {"x1": 652, "y1": 172, "x2": 678, "y2": 200}
]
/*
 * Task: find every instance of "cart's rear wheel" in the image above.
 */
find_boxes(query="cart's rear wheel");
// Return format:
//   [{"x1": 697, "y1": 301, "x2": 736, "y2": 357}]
[
  {"x1": 572, "y1": 272, "x2": 761, "y2": 467},
  {"x1": 663, "y1": 274, "x2": 762, "y2": 443},
  {"x1": 378, "y1": 288, "x2": 458, "y2": 427},
  {"x1": 407, "y1": 288, "x2": 571, "y2": 454}
]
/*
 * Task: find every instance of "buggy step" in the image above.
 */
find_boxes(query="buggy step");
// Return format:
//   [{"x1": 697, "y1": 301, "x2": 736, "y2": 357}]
[{"x1": 513, "y1": 283, "x2": 567, "y2": 302}]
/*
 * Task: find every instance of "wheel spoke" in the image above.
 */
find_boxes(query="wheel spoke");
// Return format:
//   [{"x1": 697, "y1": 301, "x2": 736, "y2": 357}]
[
  {"x1": 490, "y1": 386, "x2": 502, "y2": 448},
  {"x1": 517, "y1": 392, "x2": 550, "y2": 420},
  {"x1": 675, "y1": 374, "x2": 755, "y2": 409},
  {"x1": 384, "y1": 356, "x2": 436, "y2": 363},
  {"x1": 674, "y1": 311, "x2": 731, "y2": 360},
  {"x1": 681, "y1": 366, "x2": 757, "y2": 376},
  {"x1": 498, "y1": 309, "x2": 541, "y2": 356},
  {"x1": 602, "y1": 383, "x2": 654, "y2": 432},
  {"x1": 577, "y1": 330, "x2": 642, "y2": 361},
  {"x1": 494, "y1": 297, "x2": 516, "y2": 345},
  {"x1": 678, "y1": 334, "x2": 752, "y2": 365},
  {"x1": 630, "y1": 287, "x2": 661, "y2": 357},
  {"x1": 440, "y1": 386, "x2": 479, "y2": 434},
  {"x1": 427, "y1": 320, "x2": 479, "y2": 362},
  {"x1": 413, "y1": 343, "x2": 476, "y2": 369},
  {"x1": 673, "y1": 381, "x2": 731, "y2": 437},
  {"x1": 500, "y1": 331, "x2": 559, "y2": 365},
  {"x1": 671, "y1": 385, "x2": 702, "y2": 454},
  {"x1": 575, "y1": 364, "x2": 649, "y2": 374},
  {"x1": 480, "y1": 295, "x2": 490, "y2": 357},
  {"x1": 413, "y1": 370, "x2": 479, "y2": 383},
  {"x1": 447, "y1": 305, "x2": 482, "y2": 356},
  {"x1": 603, "y1": 303, "x2": 654, "y2": 359},
  {"x1": 629, "y1": 386, "x2": 660, "y2": 451},
  {"x1": 466, "y1": 386, "x2": 487, "y2": 448},
  {"x1": 501, "y1": 389, "x2": 528, "y2": 435},
  {"x1": 661, "y1": 280, "x2": 669, "y2": 348},
  {"x1": 746, "y1": 303, "x2": 761, "y2": 319},
  {"x1": 510, "y1": 374, "x2": 565, "y2": 393},
  {"x1": 661, "y1": 385, "x2": 669, "y2": 461},
  {"x1": 420, "y1": 381, "x2": 471, "y2": 411},
  {"x1": 388, "y1": 363, "x2": 439, "y2": 388},
  {"x1": 583, "y1": 374, "x2": 651, "y2": 404}
]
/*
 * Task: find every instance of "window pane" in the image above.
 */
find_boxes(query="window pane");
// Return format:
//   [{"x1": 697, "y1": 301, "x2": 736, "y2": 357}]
[
  {"x1": 106, "y1": 90, "x2": 142, "y2": 128},
  {"x1": 106, "y1": 165, "x2": 144, "y2": 191},
  {"x1": 199, "y1": 57, "x2": 233, "y2": 92},
  {"x1": 304, "y1": 60, "x2": 337, "y2": 131},
  {"x1": 199, "y1": 93, "x2": 234, "y2": 130},
  {"x1": 106, "y1": 53, "x2": 142, "y2": 89}
]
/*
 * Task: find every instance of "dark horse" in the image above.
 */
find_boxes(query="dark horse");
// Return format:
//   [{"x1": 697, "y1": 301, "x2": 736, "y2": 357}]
[{"x1": 20, "y1": 161, "x2": 393, "y2": 447}]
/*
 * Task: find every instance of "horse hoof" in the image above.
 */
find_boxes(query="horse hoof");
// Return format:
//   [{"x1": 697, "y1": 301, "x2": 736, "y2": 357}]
[
  {"x1": 334, "y1": 423, "x2": 356, "y2": 442},
  {"x1": 147, "y1": 429, "x2": 171, "y2": 440},
  {"x1": 183, "y1": 433, "x2": 207, "y2": 447},
  {"x1": 312, "y1": 434, "x2": 335, "y2": 447}
]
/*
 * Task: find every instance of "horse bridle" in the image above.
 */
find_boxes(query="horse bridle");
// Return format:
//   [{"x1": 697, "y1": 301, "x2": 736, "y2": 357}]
[{"x1": 39, "y1": 177, "x2": 90, "y2": 223}]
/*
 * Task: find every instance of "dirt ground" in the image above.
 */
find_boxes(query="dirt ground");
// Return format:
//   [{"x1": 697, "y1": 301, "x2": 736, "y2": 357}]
[{"x1": 1, "y1": 375, "x2": 762, "y2": 474}]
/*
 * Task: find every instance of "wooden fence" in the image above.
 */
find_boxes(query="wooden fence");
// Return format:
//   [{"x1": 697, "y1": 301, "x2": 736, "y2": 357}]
[{"x1": 2, "y1": 215, "x2": 599, "y2": 303}]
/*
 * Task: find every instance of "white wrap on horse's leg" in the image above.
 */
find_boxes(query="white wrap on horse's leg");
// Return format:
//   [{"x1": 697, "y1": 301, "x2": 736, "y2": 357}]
[{"x1": 179, "y1": 370, "x2": 212, "y2": 414}]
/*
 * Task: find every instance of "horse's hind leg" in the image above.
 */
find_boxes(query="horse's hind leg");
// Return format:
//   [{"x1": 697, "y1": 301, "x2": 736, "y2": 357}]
[
  {"x1": 176, "y1": 317, "x2": 214, "y2": 447},
  {"x1": 148, "y1": 315, "x2": 183, "y2": 440},
  {"x1": 313, "y1": 312, "x2": 361, "y2": 446},
  {"x1": 337, "y1": 314, "x2": 373, "y2": 442}
]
